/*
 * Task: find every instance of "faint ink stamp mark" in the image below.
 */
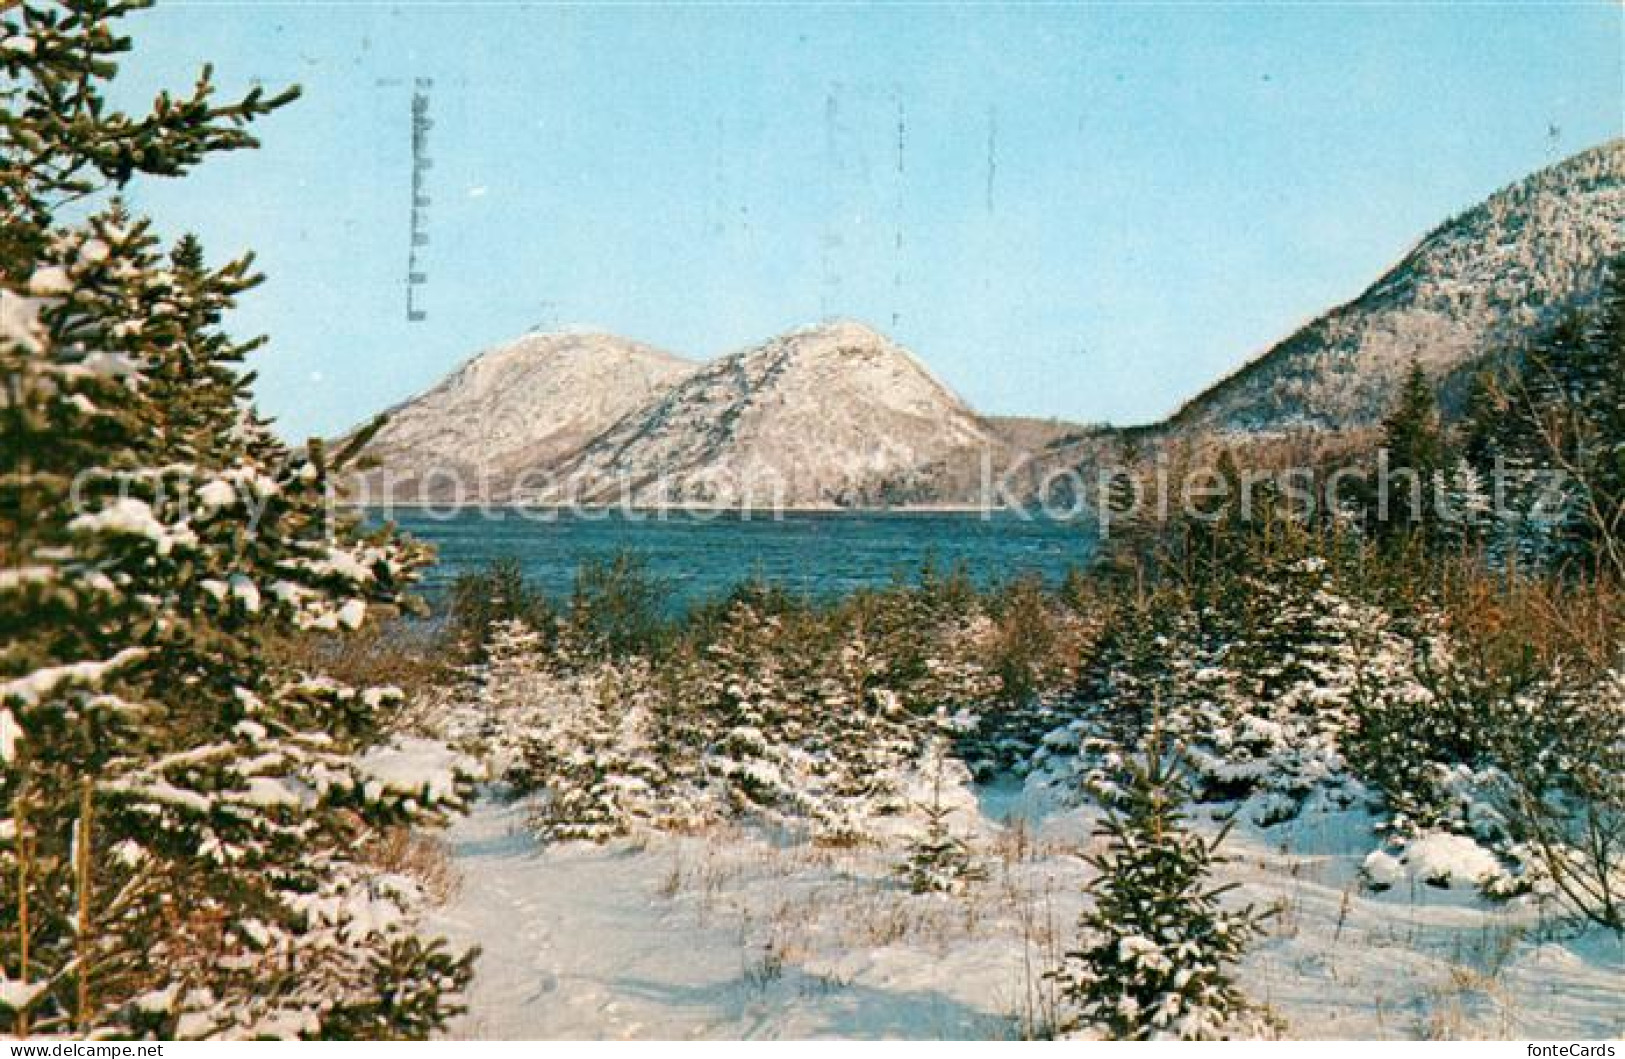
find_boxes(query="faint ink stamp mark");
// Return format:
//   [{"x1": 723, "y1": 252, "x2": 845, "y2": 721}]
[{"x1": 407, "y1": 78, "x2": 433, "y2": 323}]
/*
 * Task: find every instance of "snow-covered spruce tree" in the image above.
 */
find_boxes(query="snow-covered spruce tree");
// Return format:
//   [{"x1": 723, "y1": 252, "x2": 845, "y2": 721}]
[
  {"x1": 1463, "y1": 366, "x2": 1571, "y2": 575},
  {"x1": 1341, "y1": 629, "x2": 1509, "y2": 843},
  {"x1": 801, "y1": 582, "x2": 1002, "y2": 843},
  {"x1": 525, "y1": 658, "x2": 668, "y2": 843},
  {"x1": 1048, "y1": 744, "x2": 1271, "y2": 1040},
  {"x1": 804, "y1": 608, "x2": 927, "y2": 842},
  {"x1": 446, "y1": 616, "x2": 545, "y2": 778},
  {"x1": 503, "y1": 553, "x2": 682, "y2": 838},
  {"x1": 1026, "y1": 595, "x2": 1181, "y2": 802},
  {"x1": 640, "y1": 641, "x2": 726, "y2": 832},
  {"x1": 456, "y1": 613, "x2": 663, "y2": 841},
  {"x1": 693, "y1": 603, "x2": 819, "y2": 828},
  {"x1": 895, "y1": 739, "x2": 985, "y2": 895},
  {"x1": 1370, "y1": 361, "x2": 1448, "y2": 551},
  {"x1": 1199, "y1": 556, "x2": 1389, "y2": 822},
  {"x1": 1, "y1": 2, "x2": 470, "y2": 1037},
  {"x1": 1464, "y1": 265, "x2": 1625, "y2": 579},
  {"x1": 1434, "y1": 457, "x2": 1492, "y2": 556},
  {"x1": 458, "y1": 587, "x2": 698, "y2": 844}
]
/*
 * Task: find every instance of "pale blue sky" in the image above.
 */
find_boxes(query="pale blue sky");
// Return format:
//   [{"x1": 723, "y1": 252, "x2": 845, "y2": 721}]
[{"x1": 116, "y1": 1, "x2": 1622, "y2": 441}]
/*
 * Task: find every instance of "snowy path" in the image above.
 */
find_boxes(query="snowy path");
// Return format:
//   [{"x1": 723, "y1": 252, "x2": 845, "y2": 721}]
[
  {"x1": 427, "y1": 793, "x2": 1625, "y2": 1040},
  {"x1": 426, "y1": 800, "x2": 747, "y2": 1039},
  {"x1": 425, "y1": 799, "x2": 1016, "y2": 1039}
]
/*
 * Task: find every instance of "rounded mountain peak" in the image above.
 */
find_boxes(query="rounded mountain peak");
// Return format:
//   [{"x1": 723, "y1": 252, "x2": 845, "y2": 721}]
[
  {"x1": 461, "y1": 328, "x2": 688, "y2": 377},
  {"x1": 782, "y1": 318, "x2": 893, "y2": 346}
]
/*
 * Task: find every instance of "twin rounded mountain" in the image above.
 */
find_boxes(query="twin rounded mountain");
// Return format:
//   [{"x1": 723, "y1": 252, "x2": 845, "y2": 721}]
[
  {"x1": 348, "y1": 320, "x2": 1074, "y2": 508},
  {"x1": 349, "y1": 140, "x2": 1625, "y2": 509}
]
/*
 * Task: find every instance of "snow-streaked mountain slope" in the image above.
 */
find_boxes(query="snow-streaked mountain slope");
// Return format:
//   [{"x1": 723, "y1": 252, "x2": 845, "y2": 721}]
[
  {"x1": 536, "y1": 320, "x2": 1008, "y2": 508},
  {"x1": 1170, "y1": 140, "x2": 1625, "y2": 434},
  {"x1": 348, "y1": 330, "x2": 696, "y2": 503}
]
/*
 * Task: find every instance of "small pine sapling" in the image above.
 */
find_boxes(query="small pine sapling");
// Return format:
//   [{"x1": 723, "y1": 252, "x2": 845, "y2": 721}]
[
  {"x1": 896, "y1": 742, "x2": 986, "y2": 895},
  {"x1": 1049, "y1": 740, "x2": 1273, "y2": 1040}
]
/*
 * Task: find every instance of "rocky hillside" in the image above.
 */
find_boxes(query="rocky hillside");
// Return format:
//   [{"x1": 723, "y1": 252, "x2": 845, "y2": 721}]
[
  {"x1": 1169, "y1": 140, "x2": 1625, "y2": 435},
  {"x1": 348, "y1": 330, "x2": 696, "y2": 503},
  {"x1": 535, "y1": 320, "x2": 1013, "y2": 507}
]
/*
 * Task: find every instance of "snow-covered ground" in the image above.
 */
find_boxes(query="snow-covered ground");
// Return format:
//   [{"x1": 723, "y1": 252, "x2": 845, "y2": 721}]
[{"x1": 427, "y1": 786, "x2": 1625, "y2": 1040}]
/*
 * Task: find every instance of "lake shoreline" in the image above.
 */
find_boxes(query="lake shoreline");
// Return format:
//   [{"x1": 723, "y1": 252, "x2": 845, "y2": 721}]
[
  {"x1": 354, "y1": 502, "x2": 1097, "y2": 522},
  {"x1": 382, "y1": 507, "x2": 1101, "y2": 609}
]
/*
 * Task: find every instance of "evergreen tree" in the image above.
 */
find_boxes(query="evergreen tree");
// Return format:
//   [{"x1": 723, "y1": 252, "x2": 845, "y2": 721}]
[
  {"x1": 1, "y1": 2, "x2": 469, "y2": 1036},
  {"x1": 447, "y1": 558, "x2": 554, "y2": 661},
  {"x1": 1205, "y1": 556, "x2": 1381, "y2": 820},
  {"x1": 564, "y1": 553, "x2": 670, "y2": 661},
  {"x1": 1465, "y1": 258, "x2": 1625, "y2": 577},
  {"x1": 1373, "y1": 361, "x2": 1448, "y2": 546},
  {"x1": 1048, "y1": 745, "x2": 1270, "y2": 1040},
  {"x1": 895, "y1": 740, "x2": 985, "y2": 895},
  {"x1": 525, "y1": 658, "x2": 669, "y2": 843},
  {"x1": 807, "y1": 610, "x2": 923, "y2": 840},
  {"x1": 643, "y1": 642, "x2": 724, "y2": 832},
  {"x1": 1435, "y1": 457, "x2": 1492, "y2": 554},
  {"x1": 697, "y1": 604, "x2": 814, "y2": 825},
  {"x1": 1057, "y1": 598, "x2": 1179, "y2": 796},
  {"x1": 1342, "y1": 630, "x2": 1497, "y2": 841},
  {"x1": 449, "y1": 616, "x2": 545, "y2": 777},
  {"x1": 1463, "y1": 367, "x2": 1566, "y2": 573}
]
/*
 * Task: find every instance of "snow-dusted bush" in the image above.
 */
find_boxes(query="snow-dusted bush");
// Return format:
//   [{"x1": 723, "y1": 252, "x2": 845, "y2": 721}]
[
  {"x1": 464, "y1": 574, "x2": 1020, "y2": 846},
  {"x1": 673, "y1": 589, "x2": 1003, "y2": 842},
  {"x1": 1024, "y1": 563, "x2": 1383, "y2": 825},
  {"x1": 1021, "y1": 596, "x2": 1180, "y2": 803},
  {"x1": 1342, "y1": 630, "x2": 1510, "y2": 843},
  {"x1": 1489, "y1": 663, "x2": 1625, "y2": 930},
  {"x1": 1187, "y1": 558, "x2": 1384, "y2": 821}
]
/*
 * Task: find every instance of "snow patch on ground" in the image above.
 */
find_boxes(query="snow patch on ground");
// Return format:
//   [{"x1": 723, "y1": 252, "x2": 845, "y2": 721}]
[
  {"x1": 1363, "y1": 833, "x2": 1504, "y2": 894},
  {"x1": 427, "y1": 792, "x2": 1625, "y2": 1040},
  {"x1": 357, "y1": 737, "x2": 476, "y2": 807}
]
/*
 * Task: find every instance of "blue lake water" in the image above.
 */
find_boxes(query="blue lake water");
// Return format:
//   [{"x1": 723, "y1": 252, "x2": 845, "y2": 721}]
[{"x1": 383, "y1": 509, "x2": 1100, "y2": 610}]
